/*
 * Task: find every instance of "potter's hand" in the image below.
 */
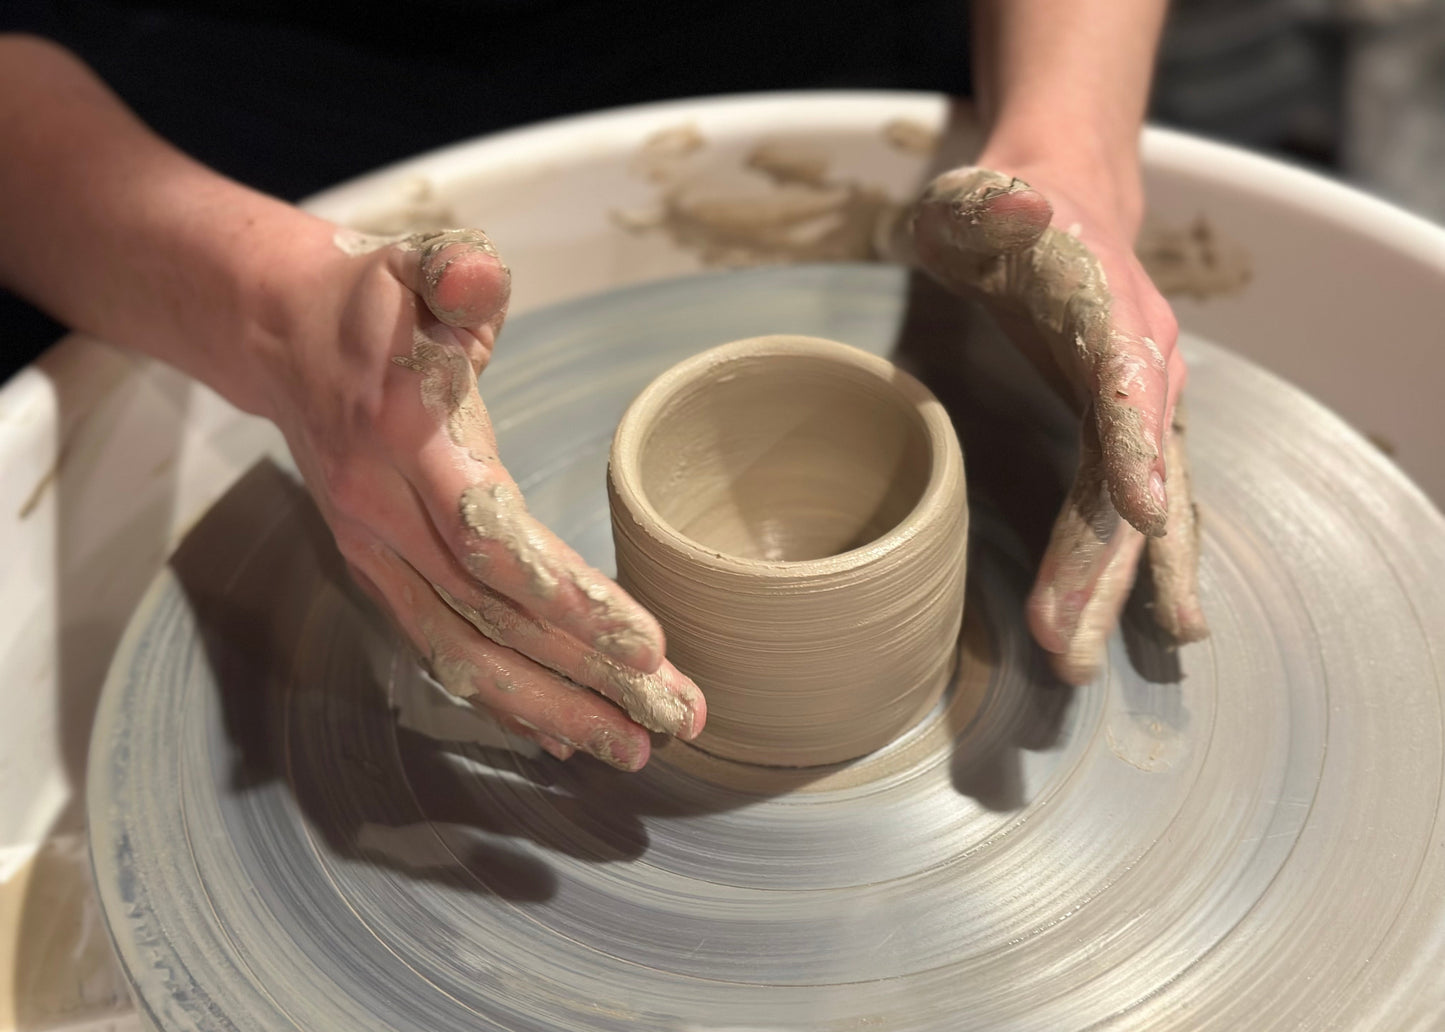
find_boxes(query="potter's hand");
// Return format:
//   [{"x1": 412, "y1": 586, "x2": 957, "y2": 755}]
[
  {"x1": 0, "y1": 40, "x2": 700, "y2": 759},
  {"x1": 273, "y1": 228, "x2": 705, "y2": 769},
  {"x1": 909, "y1": 167, "x2": 1209, "y2": 682}
]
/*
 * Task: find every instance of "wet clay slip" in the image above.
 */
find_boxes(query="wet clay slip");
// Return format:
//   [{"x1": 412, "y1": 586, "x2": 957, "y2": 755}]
[{"x1": 608, "y1": 335, "x2": 968, "y2": 766}]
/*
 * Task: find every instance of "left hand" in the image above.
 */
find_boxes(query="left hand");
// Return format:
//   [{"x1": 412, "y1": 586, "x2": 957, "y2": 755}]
[
  {"x1": 257, "y1": 226, "x2": 705, "y2": 769},
  {"x1": 905, "y1": 161, "x2": 1208, "y2": 682}
]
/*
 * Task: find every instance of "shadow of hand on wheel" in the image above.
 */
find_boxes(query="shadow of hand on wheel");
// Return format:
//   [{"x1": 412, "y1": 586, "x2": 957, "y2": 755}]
[{"x1": 171, "y1": 459, "x2": 655, "y2": 905}]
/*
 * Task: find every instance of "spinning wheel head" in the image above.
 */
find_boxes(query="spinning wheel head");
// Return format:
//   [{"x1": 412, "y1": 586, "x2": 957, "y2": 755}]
[{"x1": 90, "y1": 266, "x2": 1445, "y2": 1032}]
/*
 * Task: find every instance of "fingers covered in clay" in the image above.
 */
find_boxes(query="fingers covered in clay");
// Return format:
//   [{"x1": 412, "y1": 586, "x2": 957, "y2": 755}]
[
  {"x1": 1047, "y1": 528, "x2": 1147, "y2": 685},
  {"x1": 1146, "y1": 403, "x2": 1209, "y2": 642},
  {"x1": 428, "y1": 578, "x2": 704, "y2": 740},
  {"x1": 1029, "y1": 402, "x2": 1206, "y2": 679},
  {"x1": 910, "y1": 167, "x2": 1176, "y2": 537},
  {"x1": 426, "y1": 461, "x2": 668, "y2": 673},
  {"x1": 1025, "y1": 421, "x2": 1150, "y2": 684},
  {"x1": 339, "y1": 473, "x2": 701, "y2": 746},
  {"x1": 1028, "y1": 420, "x2": 1133, "y2": 655},
  {"x1": 384, "y1": 321, "x2": 669, "y2": 674},
  {"x1": 351, "y1": 543, "x2": 654, "y2": 771},
  {"x1": 1088, "y1": 318, "x2": 1173, "y2": 538},
  {"x1": 906, "y1": 164, "x2": 1205, "y2": 674}
]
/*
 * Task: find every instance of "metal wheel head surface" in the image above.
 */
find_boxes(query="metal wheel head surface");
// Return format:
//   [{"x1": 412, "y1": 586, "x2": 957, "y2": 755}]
[{"x1": 89, "y1": 264, "x2": 1445, "y2": 1031}]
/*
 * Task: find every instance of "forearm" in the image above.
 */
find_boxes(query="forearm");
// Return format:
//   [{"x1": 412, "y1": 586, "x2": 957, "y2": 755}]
[
  {"x1": 0, "y1": 35, "x2": 333, "y2": 414},
  {"x1": 971, "y1": 0, "x2": 1169, "y2": 226}
]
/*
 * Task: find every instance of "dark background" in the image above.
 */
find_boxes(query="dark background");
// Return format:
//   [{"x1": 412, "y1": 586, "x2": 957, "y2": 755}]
[{"x1": 2, "y1": 0, "x2": 1430, "y2": 376}]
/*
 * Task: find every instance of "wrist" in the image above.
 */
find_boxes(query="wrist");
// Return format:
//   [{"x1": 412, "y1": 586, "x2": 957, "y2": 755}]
[
  {"x1": 977, "y1": 115, "x2": 1146, "y2": 234},
  {"x1": 224, "y1": 201, "x2": 343, "y2": 422}
]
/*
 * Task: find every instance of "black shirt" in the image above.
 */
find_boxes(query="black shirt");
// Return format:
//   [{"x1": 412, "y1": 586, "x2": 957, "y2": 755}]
[{"x1": 1, "y1": 0, "x2": 975, "y2": 371}]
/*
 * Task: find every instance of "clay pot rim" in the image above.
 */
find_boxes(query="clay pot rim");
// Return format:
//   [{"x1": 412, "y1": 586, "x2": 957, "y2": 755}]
[{"x1": 609, "y1": 335, "x2": 962, "y2": 578}]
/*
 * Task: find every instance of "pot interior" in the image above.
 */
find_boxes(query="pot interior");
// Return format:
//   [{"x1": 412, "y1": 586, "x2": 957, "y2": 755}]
[{"x1": 636, "y1": 353, "x2": 933, "y2": 562}]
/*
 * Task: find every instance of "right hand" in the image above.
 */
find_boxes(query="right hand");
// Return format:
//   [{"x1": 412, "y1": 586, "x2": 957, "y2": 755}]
[
  {"x1": 905, "y1": 165, "x2": 1207, "y2": 683},
  {"x1": 261, "y1": 226, "x2": 706, "y2": 769}
]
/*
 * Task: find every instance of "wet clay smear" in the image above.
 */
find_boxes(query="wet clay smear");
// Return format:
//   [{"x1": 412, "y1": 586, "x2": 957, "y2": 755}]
[
  {"x1": 1136, "y1": 216, "x2": 1252, "y2": 300},
  {"x1": 882, "y1": 118, "x2": 940, "y2": 156},
  {"x1": 617, "y1": 123, "x2": 1251, "y2": 298},
  {"x1": 344, "y1": 177, "x2": 457, "y2": 237},
  {"x1": 613, "y1": 127, "x2": 902, "y2": 267}
]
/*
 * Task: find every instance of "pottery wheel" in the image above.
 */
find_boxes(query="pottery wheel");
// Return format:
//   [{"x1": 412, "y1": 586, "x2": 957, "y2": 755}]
[{"x1": 89, "y1": 265, "x2": 1445, "y2": 1031}]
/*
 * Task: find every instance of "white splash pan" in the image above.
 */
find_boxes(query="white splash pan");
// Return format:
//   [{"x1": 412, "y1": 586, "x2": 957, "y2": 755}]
[{"x1": 1, "y1": 91, "x2": 1442, "y2": 1028}]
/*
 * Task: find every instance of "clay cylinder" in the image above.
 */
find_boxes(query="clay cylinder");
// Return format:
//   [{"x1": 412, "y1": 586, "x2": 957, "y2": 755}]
[{"x1": 608, "y1": 335, "x2": 968, "y2": 767}]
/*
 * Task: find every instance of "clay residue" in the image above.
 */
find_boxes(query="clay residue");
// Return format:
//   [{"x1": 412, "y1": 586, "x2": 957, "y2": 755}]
[
  {"x1": 565, "y1": 567, "x2": 658, "y2": 663},
  {"x1": 1050, "y1": 532, "x2": 1144, "y2": 686},
  {"x1": 883, "y1": 118, "x2": 940, "y2": 156},
  {"x1": 630, "y1": 123, "x2": 706, "y2": 183},
  {"x1": 580, "y1": 653, "x2": 692, "y2": 737},
  {"x1": 1106, "y1": 716, "x2": 1188, "y2": 773},
  {"x1": 393, "y1": 658, "x2": 517, "y2": 746},
  {"x1": 435, "y1": 583, "x2": 691, "y2": 736},
  {"x1": 415, "y1": 228, "x2": 507, "y2": 317},
  {"x1": 915, "y1": 174, "x2": 1168, "y2": 536},
  {"x1": 344, "y1": 176, "x2": 456, "y2": 237},
  {"x1": 745, "y1": 139, "x2": 831, "y2": 187},
  {"x1": 459, "y1": 482, "x2": 558, "y2": 598},
  {"x1": 618, "y1": 122, "x2": 1248, "y2": 302},
  {"x1": 1094, "y1": 343, "x2": 1166, "y2": 537},
  {"x1": 1135, "y1": 216, "x2": 1252, "y2": 300},
  {"x1": 392, "y1": 329, "x2": 495, "y2": 463},
  {"x1": 420, "y1": 622, "x2": 485, "y2": 701},
  {"x1": 435, "y1": 583, "x2": 527, "y2": 645},
  {"x1": 1032, "y1": 424, "x2": 1126, "y2": 654},
  {"x1": 917, "y1": 168, "x2": 1049, "y2": 255},
  {"x1": 1, "y1": 835, "x2": 131, "y2": 1029},
  {"x1": 1146, "y1": 404, "x2": 1209, "y2": 643},
  {"x1": 613, "y1": 127, "x2": 901, "y2": 267}
]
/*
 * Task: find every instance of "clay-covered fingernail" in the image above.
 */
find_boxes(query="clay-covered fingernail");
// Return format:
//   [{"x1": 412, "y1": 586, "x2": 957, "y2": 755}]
[
  {"x1": 1106, "y1": 467, "x2": 1168, "y2": 538},
  {"x1": 416, "y1": 229, "x2": 511, "y2": 329},
  {"x1": 920, "y1": 168, "x2": 1051, "y2": 254},
  {"x1": 661, "y1": 666, "x2": 707, "y2": 741},
  {"x1": 587, "y1": 728, "x2": 648, "y2": 772},
  {"x1": 666, "y1": 680, "x2": 707, "y2": 741},
  {"x1": 682, "y1": 690, "x2": 707, "y2": 740},
  {"x1": 1149, "y1": 471, "x2": 1168, "y2": 516}
]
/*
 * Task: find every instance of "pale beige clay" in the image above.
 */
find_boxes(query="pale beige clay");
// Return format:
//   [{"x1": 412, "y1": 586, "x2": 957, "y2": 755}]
[{"x1": 609, "y1": 336, "x2": 968, "y2": 767}]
